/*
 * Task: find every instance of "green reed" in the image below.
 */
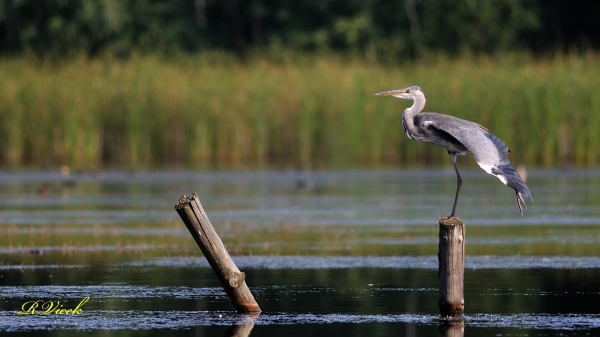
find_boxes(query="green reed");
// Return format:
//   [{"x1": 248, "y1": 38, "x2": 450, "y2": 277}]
[{"x1": 0, "y1": 52, "x2": 598, "y2": 168}]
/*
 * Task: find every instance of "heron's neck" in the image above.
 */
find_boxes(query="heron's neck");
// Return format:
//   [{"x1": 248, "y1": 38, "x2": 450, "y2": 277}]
[{"x1": 401, "y1": 99, "x2": 425, "y2": 139}]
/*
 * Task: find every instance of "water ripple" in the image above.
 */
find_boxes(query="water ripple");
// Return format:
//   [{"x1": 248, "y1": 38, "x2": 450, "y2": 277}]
[
  {"x1": 2, "y1": 310, "x2": 600, "y2": 331},
  {"x1": 124, "y1": 255, "x2": 600, "y2": 270},
  {"x1": 0, "y1": 285, "x2": 226, "y2": 299}
]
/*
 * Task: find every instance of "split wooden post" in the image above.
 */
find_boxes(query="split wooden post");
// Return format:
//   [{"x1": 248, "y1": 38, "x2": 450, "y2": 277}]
[
  {"x1": 175, "y1": 193, "x2": 261, "y2": 313},
  {"x1": 437, "y1": 217, "x2": 465, "y2": 318}
]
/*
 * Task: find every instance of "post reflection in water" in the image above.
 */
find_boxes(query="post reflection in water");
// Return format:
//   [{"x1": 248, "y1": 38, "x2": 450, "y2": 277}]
[
  {"x1": 223, "y1": 313, "x2": 260, "y2": 337},
  {"x1": 439, "y1": 321, "x2": 465, "y2": 337}
]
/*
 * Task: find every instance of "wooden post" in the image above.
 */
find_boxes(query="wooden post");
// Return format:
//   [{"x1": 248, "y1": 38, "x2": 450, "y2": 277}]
[
  {"x1": 175, "y1": 193, "x2": 261, "y2": 313},
  {"x1": 438, "y1": 217, "x2": 465, "y2": 318}
]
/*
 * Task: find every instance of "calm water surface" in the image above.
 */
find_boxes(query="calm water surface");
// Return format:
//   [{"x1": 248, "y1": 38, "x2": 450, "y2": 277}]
[{"x1": 1, "y1": 169, "x2": 600, "y2": 336}]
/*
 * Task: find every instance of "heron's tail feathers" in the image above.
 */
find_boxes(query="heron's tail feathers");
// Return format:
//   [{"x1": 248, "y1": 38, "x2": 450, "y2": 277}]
[
  {"x1": 491, "y1": 164, "x2": 532, "y2": 215},
  {"x1": 493, "y1": 165, "x2": 532, "y2": 196},
  {"x1": 509, "y1": 173, "x2": 532, "y2": 201}
]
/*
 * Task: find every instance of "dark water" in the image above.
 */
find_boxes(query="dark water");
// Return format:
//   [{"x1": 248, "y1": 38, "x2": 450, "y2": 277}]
[{"x1": 1, "y1": 169, "x2": 600, "y2": 336}]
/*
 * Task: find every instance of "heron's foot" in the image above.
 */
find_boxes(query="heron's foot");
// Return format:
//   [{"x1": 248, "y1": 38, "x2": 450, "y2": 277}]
[
  {"x1": 438, "y1": 216, "x2": 464, "y2": 225},
  {"x1": 516, "y1": 192, "x2": 527, "y2": 216},
  {"x1": 441, "y1": 214, "x2": 457, "y2": 220}
]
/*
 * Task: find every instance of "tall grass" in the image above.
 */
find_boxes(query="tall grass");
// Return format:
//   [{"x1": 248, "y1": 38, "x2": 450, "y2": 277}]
[{"x1": 0, "y1": 52, "x2": 598, "y2": 168}]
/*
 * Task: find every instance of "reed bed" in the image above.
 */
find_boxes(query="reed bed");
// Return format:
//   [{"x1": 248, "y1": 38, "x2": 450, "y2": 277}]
[{"x1": 0, "y1": 52, "x2": 598, "y2": 168}]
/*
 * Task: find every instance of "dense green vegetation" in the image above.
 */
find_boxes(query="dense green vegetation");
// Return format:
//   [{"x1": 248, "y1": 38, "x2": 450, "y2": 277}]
[
  {"x1": 0, "y1": 52, "x2": 598, "y2": 168},
  {"x1": 1, "y1": 0, "x2": 598, "y2": 58}
]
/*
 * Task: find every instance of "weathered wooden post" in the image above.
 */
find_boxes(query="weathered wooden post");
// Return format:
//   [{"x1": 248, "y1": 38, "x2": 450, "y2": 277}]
[
  {"x1": 438, "y1": 216, "x2": 465, "y2": 318},
  {"x1": 175, "y1": 193, "x2": 261, "y2": 313}
]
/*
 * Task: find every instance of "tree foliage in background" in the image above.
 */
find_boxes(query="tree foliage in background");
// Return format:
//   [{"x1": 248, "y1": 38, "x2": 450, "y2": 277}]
[
  {"x1": 0, "y1": 0, "x2": 599, "y2": 59},
  {"x1": 0, "y1": 0, "x2": 206, "y2": 56}
]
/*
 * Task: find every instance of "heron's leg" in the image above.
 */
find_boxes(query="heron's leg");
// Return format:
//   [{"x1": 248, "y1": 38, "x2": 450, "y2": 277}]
[{"x1": 448, "y1": 152, "x2": 462, "y2": 218}]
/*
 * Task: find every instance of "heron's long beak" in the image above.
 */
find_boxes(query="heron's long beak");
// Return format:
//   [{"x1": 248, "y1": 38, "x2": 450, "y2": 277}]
[{"x1": 374, "y1": 89, "x2": 406, "y2": 97}]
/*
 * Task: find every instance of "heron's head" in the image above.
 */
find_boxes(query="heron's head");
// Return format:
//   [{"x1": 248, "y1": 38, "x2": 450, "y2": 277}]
[{"x1": 374, "y1": 86, "x2": 425, "y2": 101}]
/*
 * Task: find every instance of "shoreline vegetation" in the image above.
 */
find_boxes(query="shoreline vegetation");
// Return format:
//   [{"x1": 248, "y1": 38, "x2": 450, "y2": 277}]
[{"x1": 0, "y1": 52, "x2": 598, "y2": 169}]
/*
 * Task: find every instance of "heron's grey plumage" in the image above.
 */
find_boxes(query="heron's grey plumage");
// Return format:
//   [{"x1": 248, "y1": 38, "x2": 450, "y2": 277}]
[{"x1": 375, "y1": 85, "x2": 532, "y2": 217}]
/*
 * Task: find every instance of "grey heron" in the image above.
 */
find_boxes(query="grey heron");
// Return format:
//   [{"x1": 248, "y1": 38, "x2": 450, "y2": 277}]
[{"x1": 375, "y1": 86, "x2": 532, "y2": 218}]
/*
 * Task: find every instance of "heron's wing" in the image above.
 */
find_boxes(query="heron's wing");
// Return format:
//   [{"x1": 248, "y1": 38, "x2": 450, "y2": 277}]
[{"x1": 420, "y1": 113, "x2": 532, "y2": 200}]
